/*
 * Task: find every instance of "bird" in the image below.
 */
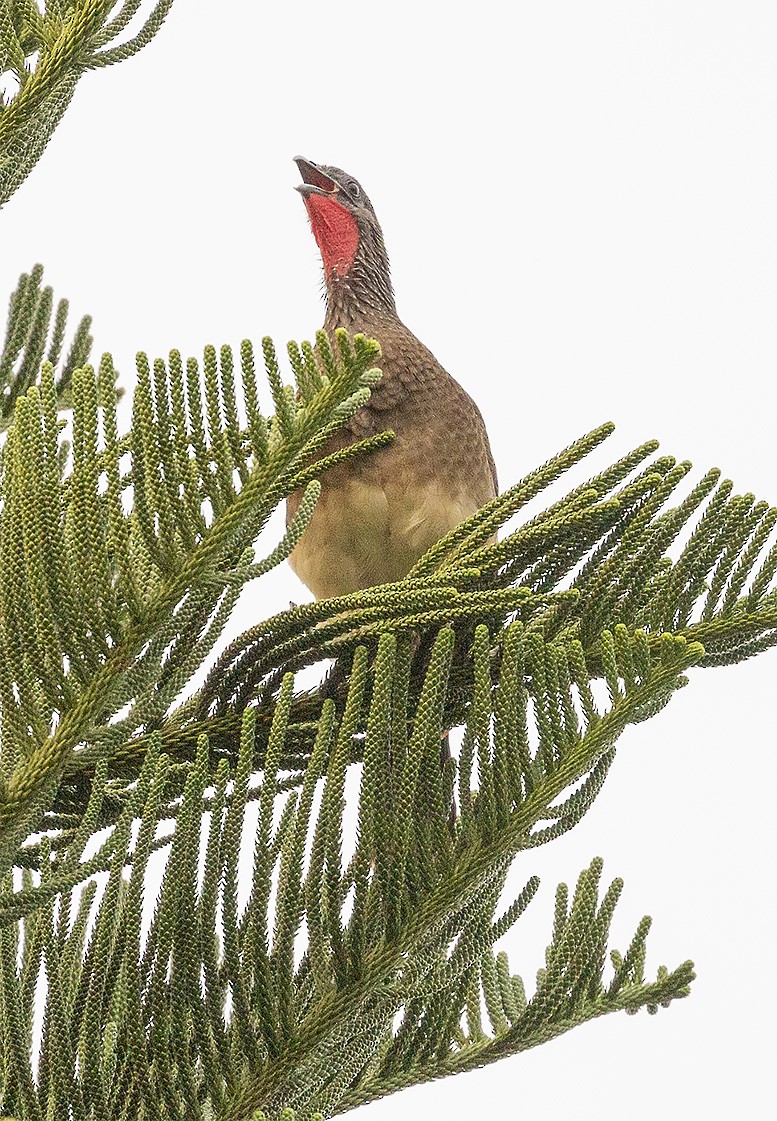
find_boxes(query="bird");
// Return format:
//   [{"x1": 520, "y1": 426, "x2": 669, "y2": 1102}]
[{"x1": 287, "y1": 157, "x2": 497, "y2": 601}]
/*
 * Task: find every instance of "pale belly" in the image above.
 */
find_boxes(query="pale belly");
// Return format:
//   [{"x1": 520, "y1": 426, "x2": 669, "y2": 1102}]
[{"x1": 289, "y1": 476, "x2": 480, "y2": 600}]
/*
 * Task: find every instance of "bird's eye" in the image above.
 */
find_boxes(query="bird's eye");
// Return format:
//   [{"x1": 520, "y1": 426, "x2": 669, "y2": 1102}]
[{"x1": 348, "y1": 181, "x2": 361, "y2": 199}]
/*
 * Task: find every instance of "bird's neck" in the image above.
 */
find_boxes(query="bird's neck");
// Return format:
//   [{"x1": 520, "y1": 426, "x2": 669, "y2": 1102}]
[
  {"x1": 323, "y1": 230, "x2": 398, "y2": 330},
  {"x1": 324, "y1": 275, "x2": 397, "y2": 330}
]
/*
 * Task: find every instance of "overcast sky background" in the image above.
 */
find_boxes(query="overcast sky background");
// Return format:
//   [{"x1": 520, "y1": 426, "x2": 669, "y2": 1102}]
[{"x1": 3, "y1": 2, "x2": 777, "y2": 1118}]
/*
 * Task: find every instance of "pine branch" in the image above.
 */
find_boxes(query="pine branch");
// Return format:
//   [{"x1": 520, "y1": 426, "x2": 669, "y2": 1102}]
[
  {"x1": 0, "y1": 0, "x2": 175, "y2": 207},
  {"x1": 0, "y1": 628, "x2": 698, "y2": 1119},
  {"x1": 0, "y1": 320, "x2": 384, "y2": 864}
]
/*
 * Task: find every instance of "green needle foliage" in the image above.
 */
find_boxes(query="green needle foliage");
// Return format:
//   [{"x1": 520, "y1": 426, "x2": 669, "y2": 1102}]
[
  {"x1": 0, "y1": 0, "x2": 175, "y2": 208},
  {"x1": 0, "y1": 267, "x2": 775, "y2": 1119},
  {"x1": 0, "y1": 263, "x2": 105, "y2": 430}
]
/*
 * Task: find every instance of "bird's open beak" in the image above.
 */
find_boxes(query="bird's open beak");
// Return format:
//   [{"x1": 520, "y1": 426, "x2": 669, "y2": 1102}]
[{"x1": 294, "y1": 156, "x2": 339, "y2": 197}]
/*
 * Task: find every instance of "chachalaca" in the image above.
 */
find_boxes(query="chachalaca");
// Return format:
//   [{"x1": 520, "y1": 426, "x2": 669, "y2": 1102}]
[{"x1": 287, "y1": 156, "x2": 497, "y2": 599}]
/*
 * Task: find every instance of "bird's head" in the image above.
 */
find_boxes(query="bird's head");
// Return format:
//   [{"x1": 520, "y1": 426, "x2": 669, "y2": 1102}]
[{"x1": 295, "y1": 157, "x2": 395, "y2": 314}]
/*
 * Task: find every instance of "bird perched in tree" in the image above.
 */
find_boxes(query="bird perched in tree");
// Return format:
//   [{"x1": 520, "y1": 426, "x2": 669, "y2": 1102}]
[{"x1": 287, "y1": 157, "x2": 497, "y2": 600}]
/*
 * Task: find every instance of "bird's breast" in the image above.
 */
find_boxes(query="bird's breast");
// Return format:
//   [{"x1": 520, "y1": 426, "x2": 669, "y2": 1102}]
[{"x1": 289, "y1": 472, "x2": 480, "y2": 601}]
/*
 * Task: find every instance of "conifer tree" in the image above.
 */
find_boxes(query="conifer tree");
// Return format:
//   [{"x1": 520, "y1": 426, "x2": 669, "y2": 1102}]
[
  {"x1": 1, "y1": 8, "x2": 776, "y2": 1121},
  {"x1": 1, "y1": 263, "x2": 775, "y2": 1120}
]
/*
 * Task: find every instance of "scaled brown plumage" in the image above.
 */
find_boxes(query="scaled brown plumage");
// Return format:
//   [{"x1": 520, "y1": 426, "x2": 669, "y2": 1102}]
[{"x1": 287, "y1": 157, "x2": 497, "y2": 600}]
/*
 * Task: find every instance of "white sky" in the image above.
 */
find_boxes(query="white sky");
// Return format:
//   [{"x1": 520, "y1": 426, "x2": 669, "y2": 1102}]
[{"x1": 3, "y1": 2, "x2": 777, "y2": 1118}]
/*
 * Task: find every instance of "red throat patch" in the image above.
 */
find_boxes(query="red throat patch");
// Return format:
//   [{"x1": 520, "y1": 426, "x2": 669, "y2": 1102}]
[{"x1": 304, "y1": 194, "x2": 359, "y2": 277}]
